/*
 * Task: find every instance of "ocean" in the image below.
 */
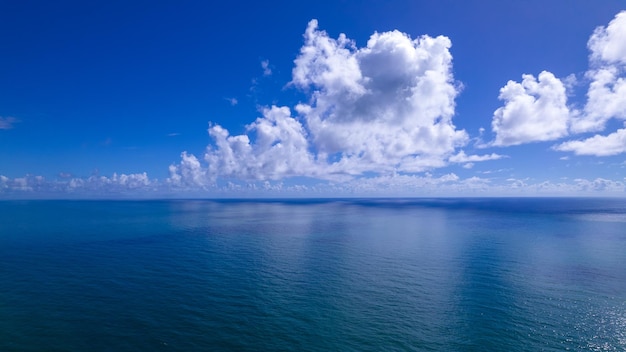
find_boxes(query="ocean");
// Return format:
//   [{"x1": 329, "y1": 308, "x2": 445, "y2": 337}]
[{"x1": 1, "y1": 198, "x2": 625, "y2": 351}]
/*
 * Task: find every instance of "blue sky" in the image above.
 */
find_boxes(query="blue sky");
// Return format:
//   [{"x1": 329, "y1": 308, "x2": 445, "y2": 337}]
[{"x1": 1, "y1": 0, "x2": 626, "y2": 198}]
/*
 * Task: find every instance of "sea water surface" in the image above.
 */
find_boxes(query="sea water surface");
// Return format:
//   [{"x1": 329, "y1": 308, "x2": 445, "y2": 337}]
[{"x1": 1, "y1": 198, "x2": 625, "y2": 351}]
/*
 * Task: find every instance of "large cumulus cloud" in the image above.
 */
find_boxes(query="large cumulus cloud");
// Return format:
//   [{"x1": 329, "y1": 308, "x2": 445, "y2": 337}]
[
  {"x1": 169, "y1": 20, "x2": 497, "y2": 186},
  {"x1": 293, "y1": 20, "x2": 468, "y2": 173}
]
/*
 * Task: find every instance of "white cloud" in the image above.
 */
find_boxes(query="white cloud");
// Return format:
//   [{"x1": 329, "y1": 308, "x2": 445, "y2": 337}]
[
  {"x1": 489, "y1": 11, "x2": 626, "y2": 154},
  {"x1": 326, "y1": 174, "x2": 624, "y2": 196},
  {"x1": 167, "y1": 19, "x2": 484, "y2": 186},
  {"x1": 327, "y1": 173, "x2": 462, "y2": 195},
  {"x1": 573, "y1": 11, "x2": 626, "y2": 133},
  {"x1": 0, "y1": 172, "x2": 156, "y2": 197},
  {"x1": 575, "y1": 16, "x2": 626, "y2": 134},
  {"x1": 204, "y1": 106, "x2": 317, "y2": 181},
  {"x1": 0, "y1": 116, "x2": 18, "y2": 130},
  {"x1": 574, "y1": 177, "x2": 625, "y2": 192},
  {"x1": 2, "y1": 172, "x2": 625, "y2": 198},
  {"x1": 169, "y1": 106, "x2": 320, "y2": 185},
  {"x1": 67, "y1": 172, "x2": 152, "y2": 191},
  {"x1": 168, "y1": 152, "x2": 208, "y2": 187},
  {"x1": 557, "y1": 12, "x2": 626, "y2": 155},
  {"x1": 553, "y1": 127, "x2": 626, "y2": 156},
  {"x1": 490, "y1": 71, "x2": 570, "y2": 146},
  {"x1": 292, "y1": 20, "x2": 468, "y2": 173},
  {"x1": 573, "y1": 67, "x2": 626, "y2": 133},
  {"x1": 3, "y1": 175, "x2": 46, "y2": 192},
  {"x1": 448, "y1": 150, "x2": 505, "y2": 163},
  {"x1": 261, "y1": 60, "x2": 272, "y2": 76},
  {"x1": 587, "y1": 11, "x2": 626, "y2": 65},
  {"x1": 112, "y1": 172, "x2": 150, "y2": 188},
  {"x1": 0, "y1": 175, "x2": 7, "y2": 191}
]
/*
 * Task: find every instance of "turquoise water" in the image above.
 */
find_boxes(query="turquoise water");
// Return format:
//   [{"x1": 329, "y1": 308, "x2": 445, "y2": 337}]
[{"x1": 1, "y1": 198, "x2": 625, "y2": 351}]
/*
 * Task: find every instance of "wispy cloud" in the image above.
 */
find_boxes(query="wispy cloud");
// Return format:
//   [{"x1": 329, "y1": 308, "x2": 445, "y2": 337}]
[
  {"x1": 553, "y1": 127, "x2": 626, "y2": 156},
  {"x1": 449, "y1": 150, "x2": 505, "y2": 163},
  {"x1": 225, "y1": 97, "x2": 238, "y2": 106},
  {"x1": 261, "y1": 59, "x2": 272, "y2": 76},
  {"x1": 0, "y1": 116, "x2": 18, "y2": 130}
]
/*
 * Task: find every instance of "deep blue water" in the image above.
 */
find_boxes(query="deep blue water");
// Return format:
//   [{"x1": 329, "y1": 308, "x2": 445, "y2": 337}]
[{"x1": 1, "y1": 198, "x2": 626, "y2": 351}]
